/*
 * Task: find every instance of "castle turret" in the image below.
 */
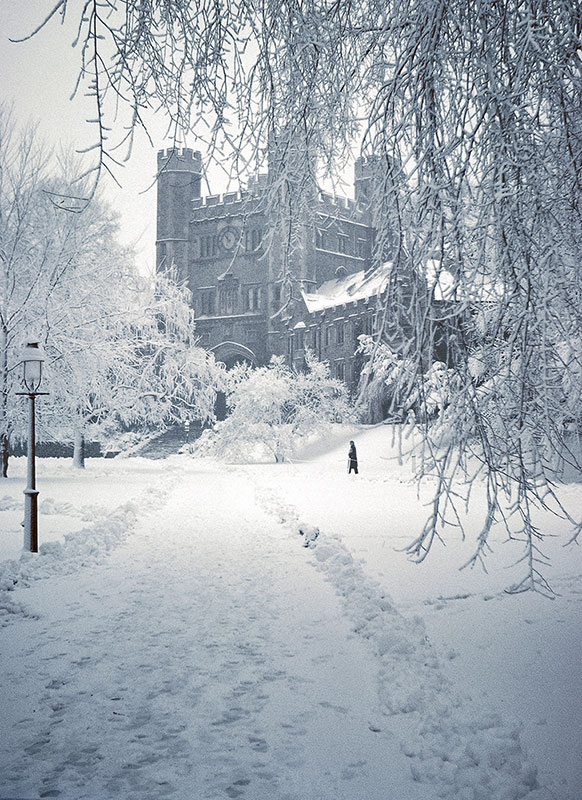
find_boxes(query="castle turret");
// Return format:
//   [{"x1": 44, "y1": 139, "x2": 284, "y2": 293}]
[
  {"x1": 156, "y1": 148, "x2": 202, "y2": 280},
  {"x1": 354, "y1": 156, "x2": 378, "y2": 207},
  {"x1": 355, "y1": 155, "x2": 395, "y2": 262}
]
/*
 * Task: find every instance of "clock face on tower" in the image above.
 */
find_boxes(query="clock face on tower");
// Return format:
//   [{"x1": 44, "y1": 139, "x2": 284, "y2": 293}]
[{"x1": 219, "y1": 226, "x2": 239, "y2": 252}]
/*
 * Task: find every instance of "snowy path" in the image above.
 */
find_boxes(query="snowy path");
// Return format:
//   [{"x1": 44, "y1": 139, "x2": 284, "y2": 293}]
[{"x1": 0, "y1": 466, "x2": 421, "y2": 800}]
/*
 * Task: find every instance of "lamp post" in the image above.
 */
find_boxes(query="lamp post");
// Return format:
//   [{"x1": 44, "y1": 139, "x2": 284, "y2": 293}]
[{"x1": 16, "y1": 340, "x2": 49, "y2": 553}]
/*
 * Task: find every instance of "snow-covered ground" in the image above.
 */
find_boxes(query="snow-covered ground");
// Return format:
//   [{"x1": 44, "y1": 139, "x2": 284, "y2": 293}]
[{"x1": 0, "y1": 425, "x2": 580, "y2": 800}]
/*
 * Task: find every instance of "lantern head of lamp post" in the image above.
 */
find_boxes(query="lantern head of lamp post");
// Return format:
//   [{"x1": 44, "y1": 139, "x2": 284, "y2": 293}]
[{"x1": 21, "y1": 340, "x2": 45, "y2": 393}]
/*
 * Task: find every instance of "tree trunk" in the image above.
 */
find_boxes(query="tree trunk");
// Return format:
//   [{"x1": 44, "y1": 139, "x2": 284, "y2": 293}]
[
  {"x1": 0, "y1": 321, "x2": 10, "y2": 479},
  {"x1": 73, "y1": 430, "x2": 86, "y2": 469},
  {"x1": 0, "y1": 432, "x2": 8, "y2": 478}
]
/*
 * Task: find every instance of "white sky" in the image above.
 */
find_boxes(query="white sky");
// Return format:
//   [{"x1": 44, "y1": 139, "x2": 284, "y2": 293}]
[
  {"x1": 0, "y1": 1, "x2": 191, "y2": 276},
  {"x1": 0, "y1": 2, "x2": 359, "y2": 278}
]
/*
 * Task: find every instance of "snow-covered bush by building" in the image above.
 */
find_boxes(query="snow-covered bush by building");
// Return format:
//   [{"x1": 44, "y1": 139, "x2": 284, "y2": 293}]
[{"x1": 195, "y1": 352, "x2": 352, "y2": 463}]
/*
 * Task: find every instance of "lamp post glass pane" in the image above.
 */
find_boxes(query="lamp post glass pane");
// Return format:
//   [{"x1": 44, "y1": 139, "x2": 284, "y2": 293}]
[
  {"x1": 21, "y1": 340, "x2": 45, "y2": 393},
  {"x1": 23, "y1": 355, "x2": 43, "y2": 392}
]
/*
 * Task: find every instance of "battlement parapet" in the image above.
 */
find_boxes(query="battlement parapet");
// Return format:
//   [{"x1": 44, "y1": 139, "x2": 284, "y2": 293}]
[
  {"x1": 317, "y1": 190, "x2": 358, "y2": 212},
  {"x1": 248, "y1": 172, "x2": 268, "y2": 189},
  {"x1": 355, "y1": 154, "x2": 381, "y2": 169},
  {"x1": 157, "y1": 147, "x2": 202, "y2": 169},
  {"x1": 190, "y1": 188, "x2": 266, "y2": 214}
]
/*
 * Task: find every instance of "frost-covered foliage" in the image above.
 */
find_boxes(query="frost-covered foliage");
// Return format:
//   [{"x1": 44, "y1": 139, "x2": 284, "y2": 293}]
[
  {"x1": 195, "y1": 352, "x2": 351, "y2": 463},
  {"x1": 22, "y1": 1, "x2": 582, "y2": 592},
  {"x1": 354, "y1": 2, "x2": 582, "y2": 594},
  {"x1": 119, "y1": 272, "x2": 225, "y2": 434},
  {"x1": 356, "y1": 334, "x2": 416, "y2": 423},
  {"x1": 0, "y1": 107, "x2": 73, "y2": 475},
  {"x1": 357, "y1": 333, "x2": 460, "y2": 427},
  {"x1": 43, "y1": 269, "x2": 223, "y2": 467},
  {"x1": 0, "y1": 110, "x2": 223, "y2": 472}
]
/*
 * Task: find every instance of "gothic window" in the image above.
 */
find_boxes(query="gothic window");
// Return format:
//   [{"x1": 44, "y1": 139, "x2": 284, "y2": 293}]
[
  {"x1": 295, "y1": 329, "x2": 304, "y2": 350},
  {"x1": 336, "y1": 361, "x2": 345, "y2": 381},
  {"x1": 245, "y1": 229, "x2": 264, "y2": 251},
  {"x1": 200, "y1": 235, "x2": 217, "y2": 258},
  {"x1": 337, "y1": 322, "x2": 345, "y2": 345},
  {"x1": 219, "y1": 286, "x2": 237, "y2": 314},
  {"x1": 252, "y1": 229, "x2": 263, "y2": 250},
  {"x1": 244, "y1": 286, "x2": 262, "y2": 312},
  {"x1": 356, "y1": 238, "x2": 367, "y2": 258},
  {"x1": 316, "y1": 229, "x2": 329, "y2": 250},
  {"x1": 200, "y1": 290, "x2": 215, "y2": 315},
  {"x1": 338, "y1": 234, "x2": 349, "y2": 254},
  {"x1": 325, "y1": 325, "x2": 333, "y2": 347}
]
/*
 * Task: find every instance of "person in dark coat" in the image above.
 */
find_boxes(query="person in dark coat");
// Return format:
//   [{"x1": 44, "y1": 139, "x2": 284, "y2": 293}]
[{"x1": 348, "y1": 440, "x2": 358, "y2": 474}]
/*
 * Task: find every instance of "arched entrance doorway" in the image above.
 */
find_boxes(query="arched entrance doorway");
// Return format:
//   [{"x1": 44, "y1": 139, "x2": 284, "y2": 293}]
[
  {"x1": 210, "y1": 342, "x2": 258, "y2": 419},
  {"x1": 210, "y1": 341, "x2": 258, "y2": 370}
]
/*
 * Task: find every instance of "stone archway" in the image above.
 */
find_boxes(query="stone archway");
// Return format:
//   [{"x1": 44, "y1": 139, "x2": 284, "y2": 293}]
[
  {"x1": 210, "y1": 342, "x2": 258, "y2": 419},
  {"x1": 210, "y1": 341, "x2": 258, "y2": 370}
]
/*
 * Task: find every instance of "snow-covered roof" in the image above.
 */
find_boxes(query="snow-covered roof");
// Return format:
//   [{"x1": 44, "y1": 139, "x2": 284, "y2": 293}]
[{"x1": 302, "y1": 263, "x2": 392, "y2": 313}]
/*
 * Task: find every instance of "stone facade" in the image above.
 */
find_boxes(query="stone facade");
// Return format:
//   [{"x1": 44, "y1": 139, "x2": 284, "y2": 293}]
[
  {"x1": 156, "y1": 147, "x2": 384, "y2": 377},
  {"x1": 282, "y1": 265, "x2": 390, "y2": 392}
]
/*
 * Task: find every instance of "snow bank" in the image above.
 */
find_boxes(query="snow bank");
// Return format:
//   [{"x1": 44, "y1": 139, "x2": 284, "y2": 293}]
[
  {"x1": 0, "y1": 477, "x2": 173, "y2": 626},
  {"x1": 255, "y1": 484, "x2": 544, "y2": 800}
]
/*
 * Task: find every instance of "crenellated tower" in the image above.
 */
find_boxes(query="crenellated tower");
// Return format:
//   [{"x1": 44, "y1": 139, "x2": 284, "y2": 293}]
[
  {"x1": 354, "y1": 156, "x2": 376, "y2": 207},
  {"x1": 156, "y1": 148, "x2": 202, "y2": 281},
  {"x1": 354, "y1": 155, "x2": 396, "y2": 262},
  {"x1": 153, "y1": 145, "x2": 385, "y2": 379}
]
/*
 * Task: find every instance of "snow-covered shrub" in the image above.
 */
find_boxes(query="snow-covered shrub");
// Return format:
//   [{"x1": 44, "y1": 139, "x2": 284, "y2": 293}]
[{"x1": 194, "y1": 353, "x2": 352, "y2": 463}]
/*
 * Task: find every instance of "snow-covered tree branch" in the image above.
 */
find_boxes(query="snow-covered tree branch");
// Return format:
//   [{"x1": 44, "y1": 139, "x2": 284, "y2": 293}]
[
  {"x1": 16, "y1": 0, "x2": 582, "y2": 591},
  {"x1": 0, "y1": 108, "x2": 224, "y2": 471}
]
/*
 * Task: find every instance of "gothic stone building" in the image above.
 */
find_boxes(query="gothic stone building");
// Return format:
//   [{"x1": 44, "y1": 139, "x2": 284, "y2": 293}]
[{"x1": 155, "y1": 147, "x2": 391, "y2": 389}]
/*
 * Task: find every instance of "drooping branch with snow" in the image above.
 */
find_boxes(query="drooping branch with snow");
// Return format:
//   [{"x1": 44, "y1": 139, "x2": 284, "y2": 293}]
[{"x1": 15, "y1": 0, "x2": 582, "y2": 591}]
